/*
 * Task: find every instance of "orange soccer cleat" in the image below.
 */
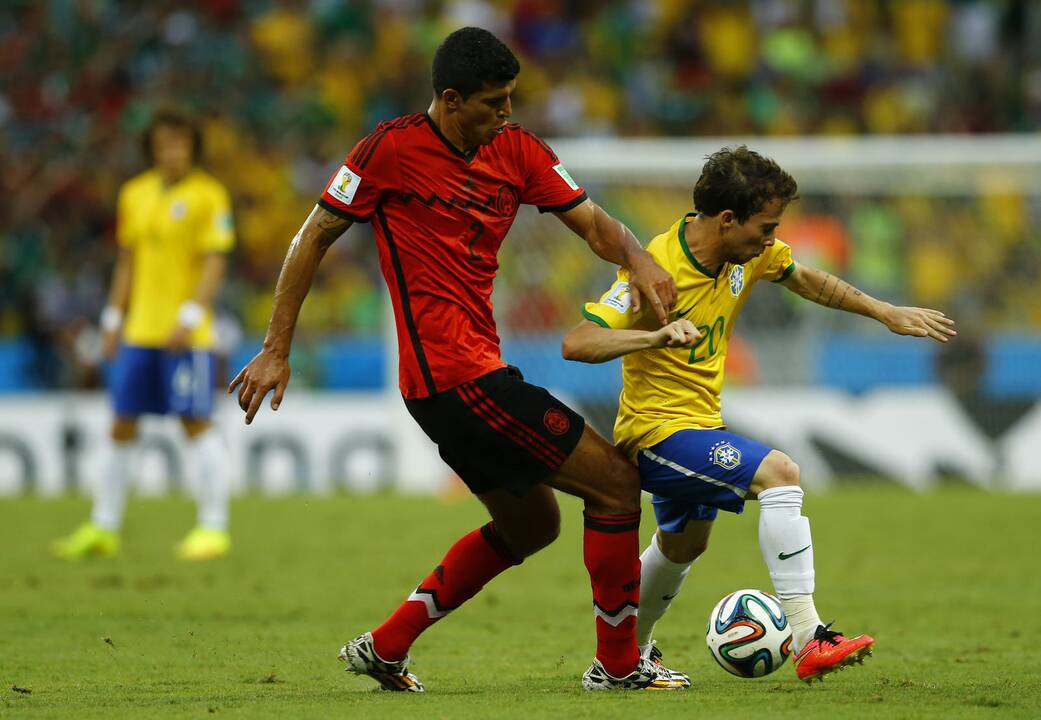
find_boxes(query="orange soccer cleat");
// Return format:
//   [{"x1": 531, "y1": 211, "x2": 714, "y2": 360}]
[{"x1": 792, "y1": 624, "x2": 874, "y2": 684}]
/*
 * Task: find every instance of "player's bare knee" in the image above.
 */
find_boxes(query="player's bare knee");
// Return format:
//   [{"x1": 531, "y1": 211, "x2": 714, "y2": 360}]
[
  {"x1": 773, "y1": 452, "x2": 801, "y2": 487},
  {"x1": 753, "y1": 450, "x2": 801, "y2": 493}
]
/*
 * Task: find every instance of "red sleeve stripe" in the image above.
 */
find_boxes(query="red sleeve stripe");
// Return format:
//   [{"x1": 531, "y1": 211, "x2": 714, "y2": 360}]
[{"x1": 456, "y1": 382, "x2": 567, "y2": 469}]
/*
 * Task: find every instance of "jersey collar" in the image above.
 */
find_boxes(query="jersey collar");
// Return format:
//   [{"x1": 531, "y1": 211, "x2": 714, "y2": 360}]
[
  {"x1": 423, "y1": 113, "x2": 480, "y2": 163},
  {"x1": 678, "y1": 213, "x2": 721, "y2": 278}
]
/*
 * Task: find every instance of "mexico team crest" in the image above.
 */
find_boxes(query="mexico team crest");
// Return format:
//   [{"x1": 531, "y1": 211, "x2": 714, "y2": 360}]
[
  {"x1": 729, "y1": 265, "x2": 744, "y2": 297},
  {"x1": 544, "y1": 409, "x2": 570, "y2": 436},
  {"x1": 710, "y1": 441, "x2": 742, "y2": 470}
]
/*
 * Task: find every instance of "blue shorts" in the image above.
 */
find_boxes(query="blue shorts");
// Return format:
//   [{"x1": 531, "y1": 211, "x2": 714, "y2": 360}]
[
  {"x1": 638, "y1": 429, "x2": 773, "y2": 532},
  {"x1": 111, "y1": 345, "x2": 216, "y2": 418}
]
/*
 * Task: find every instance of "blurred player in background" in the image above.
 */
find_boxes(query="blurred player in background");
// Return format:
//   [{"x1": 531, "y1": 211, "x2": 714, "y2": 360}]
[
  {"x1": 53, "y1": 108, "x2": 236, "y2": 561},
  {"x1": 230, "y1": 27, "x2": 689, "y2": 692},
  {"x1": 564, "y1": 146, "x2": 957, "y2": 683}
]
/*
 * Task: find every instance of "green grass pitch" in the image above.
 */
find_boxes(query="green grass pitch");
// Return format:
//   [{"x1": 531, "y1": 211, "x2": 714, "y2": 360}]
[{"x1": 2, "y1": 486, "x2": 1040, "y2": 718}]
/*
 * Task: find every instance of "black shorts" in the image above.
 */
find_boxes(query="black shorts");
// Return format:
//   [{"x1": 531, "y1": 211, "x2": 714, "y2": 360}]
[{"x1": 404, "y1": 366, "x2": 586, "y2": 496}]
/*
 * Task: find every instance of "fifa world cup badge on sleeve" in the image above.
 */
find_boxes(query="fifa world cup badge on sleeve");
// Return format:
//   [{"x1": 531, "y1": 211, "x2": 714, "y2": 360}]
[
  {"x1": 328, "y1": 166, "x2": 362, "y2": 205},
  {"x1": 604, "y1": 283, "x2": 631, "y2": 314},
  {"x1": 552, "y1": 163, "x2": 580, "y2": 191}
]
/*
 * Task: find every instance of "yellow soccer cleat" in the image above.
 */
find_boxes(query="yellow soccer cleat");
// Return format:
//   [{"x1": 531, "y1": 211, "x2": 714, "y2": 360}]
[
  {"x1": 52, "y1": 522, "x2": 120, "y2": 560},
  {"x1": 174, "y1": 527, "x2": 231, "y2": 561}
]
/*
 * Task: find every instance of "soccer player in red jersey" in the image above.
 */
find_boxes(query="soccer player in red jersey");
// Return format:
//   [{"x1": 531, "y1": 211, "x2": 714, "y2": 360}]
[{"x1": 229, "y1": 27, "x2": 688, "y2": 692}]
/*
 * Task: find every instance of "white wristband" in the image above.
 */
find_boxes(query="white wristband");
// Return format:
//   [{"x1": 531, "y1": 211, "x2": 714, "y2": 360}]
[
  {"x1": 177, "y1": 301, "x2": 205, "y2": 330},
  {"x1": 100, "y1": 305, "x2": 123, "y2": 332}
]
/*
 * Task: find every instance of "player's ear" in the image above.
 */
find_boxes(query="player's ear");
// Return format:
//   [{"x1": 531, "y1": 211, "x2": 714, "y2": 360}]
[
  {"x1": 719, "y1": 209, "x2": 736, "y2": 229},
  {"x1": 441, "y1": 89, "x2": 463, "y2": 111}
]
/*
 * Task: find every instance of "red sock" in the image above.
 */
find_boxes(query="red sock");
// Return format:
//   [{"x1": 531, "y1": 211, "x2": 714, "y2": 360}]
[
  {"x1": 371, "y1": 522, "x2": 520, "y2": 661},
  {"x1": 583, "y1": 510, "x2": 641, "y2": 678}
]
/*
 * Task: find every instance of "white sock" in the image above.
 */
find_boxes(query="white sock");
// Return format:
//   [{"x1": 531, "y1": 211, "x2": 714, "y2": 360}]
[
  {"x1": 186, "y1": 429, "x2": 230, "y2": 531},
  {"x1": 91, "y1": 441, "x2": 135, "y2": 532},
  {"x1": 779, "y1": 595, "x2": 822, "y2": 654},
  {"x1": 636, "y1": 533, "x2": 693, "y2": 651},
  {"x1": 758, "y1": 485, "x2": 821, "y2": 652}
]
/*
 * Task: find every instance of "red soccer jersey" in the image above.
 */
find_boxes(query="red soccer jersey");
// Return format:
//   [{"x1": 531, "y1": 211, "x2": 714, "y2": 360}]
[{"x1": 318, "y1": 113, "x2": 587, "y2": 399}]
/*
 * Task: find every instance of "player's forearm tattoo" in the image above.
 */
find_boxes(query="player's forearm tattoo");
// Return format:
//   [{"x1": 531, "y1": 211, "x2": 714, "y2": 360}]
[
  {"x1": 814, "y1": 271, "x2": 831, "y2": 303},
  {"x1": 820, "y1": 275, "x2": 863, "y2": 310},
  {"x1": 836, "y1": 285, "x2": 850, "y2": 309},
  {"x1": 809, "y1": 270, "x2": 862, "y2": 310},
  {"x1": 825, "y1": 277, "x2": 839, "y2": 307}
]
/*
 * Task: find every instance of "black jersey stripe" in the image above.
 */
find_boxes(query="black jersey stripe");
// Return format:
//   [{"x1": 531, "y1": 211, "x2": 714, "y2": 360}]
[
  {"x1": 400, "y1": 112, "x2": 425, "y2": 128},
  {"x1": 376, "y1": 207, "x2": 437, "y2": 396},
  {"x1": 350, "y1": 114, "x2": 425, "y2": 170},
  {"x1": 349, "y1": 122, "x2": 392, "y2": 165},
  {"x1": 356, "y1": 130, "x2": 390, "y2": 170},
  {"x1": 519, "y1": 127, "x2": 559, "y2": 162},
  {"x1": 351, "y1": 119, "x2": 394, "y2": 165},
  {"x1": 349, "y1": 114, "x2": 426, "y2": 167},
  {"x1": 505, "y1": 124, "x2": 553, "y2": 159},
  {"x1": 349, "y1": 131, "x2": 380, "y2": 167}
]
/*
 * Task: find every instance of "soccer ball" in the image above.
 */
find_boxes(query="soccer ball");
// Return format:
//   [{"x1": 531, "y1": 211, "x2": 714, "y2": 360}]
[{"x1": 706, "y1": 589, "x2": 792, "y2": 678}]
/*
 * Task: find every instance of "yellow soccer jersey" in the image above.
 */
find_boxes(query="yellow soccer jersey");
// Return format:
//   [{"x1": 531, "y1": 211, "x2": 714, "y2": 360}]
[
  {"x1": 581, "y1": 213, "x2": 795, "y2": 460},
  {"x1": 117, "y1": 168, "x2": 235, "y2": 349}
]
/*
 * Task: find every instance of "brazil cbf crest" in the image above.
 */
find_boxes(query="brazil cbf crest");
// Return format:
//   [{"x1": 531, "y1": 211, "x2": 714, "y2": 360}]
[
  {"x1": 729, "y1": 265, "x2": 744, "y2": 297},
  {"x1": 710, "y1": 441, "x2": 742, "y2": 470}
]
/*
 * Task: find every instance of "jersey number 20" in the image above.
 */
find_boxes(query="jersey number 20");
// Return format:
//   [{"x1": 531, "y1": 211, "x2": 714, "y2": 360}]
[{"x1": 688, "y1": 315, "x2": 725, "y2": 364}]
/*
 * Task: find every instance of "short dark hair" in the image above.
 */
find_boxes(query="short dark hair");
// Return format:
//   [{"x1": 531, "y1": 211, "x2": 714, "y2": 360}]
[
  {"x1": 432, "y1": 27, "x2": 520, "y2": 99},
  {"x1": 142, "y1": 106, "x2": 202, "y2": 164},
  {"x1": 692, "y1": 146, "x2": 798, "y2": 222}
]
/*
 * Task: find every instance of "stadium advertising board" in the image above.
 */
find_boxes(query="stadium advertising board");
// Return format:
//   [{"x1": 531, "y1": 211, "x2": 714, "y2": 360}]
[{"x1": 0, "y1": 390, "x2": 1039, "y2": 495}]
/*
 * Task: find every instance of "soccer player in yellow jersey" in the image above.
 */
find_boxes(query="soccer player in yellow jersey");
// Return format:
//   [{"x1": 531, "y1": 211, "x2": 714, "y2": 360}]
[
  {"x1": 564, "y1": 146, "x2": 957, "y2": 683},
  {"x1": 53, "y1": 109, "x2": 235, "y2": 561}
]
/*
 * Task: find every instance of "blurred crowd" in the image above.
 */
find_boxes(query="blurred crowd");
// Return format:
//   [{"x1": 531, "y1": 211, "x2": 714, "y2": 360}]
[{"x1": 2, "y1": 0, "x2": 1041, "y2": 389}]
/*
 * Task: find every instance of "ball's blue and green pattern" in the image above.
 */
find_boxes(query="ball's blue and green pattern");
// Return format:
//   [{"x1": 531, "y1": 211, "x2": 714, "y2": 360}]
[{"x1": 706, "y1": 588, "x2": 793, "y2": 678}]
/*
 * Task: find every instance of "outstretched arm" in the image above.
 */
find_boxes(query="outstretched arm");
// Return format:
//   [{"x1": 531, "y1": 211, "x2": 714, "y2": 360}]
[
  {"x1": 781, "y1": 264, "x2": 957, "y2": 342},
  {"x1": 554, "y1": 199, "x2": 677, "y2": 325},
  {"x1": 228, "y1": 205, "x2": 352, "y2": 423},
  {"x1": 562, "y1": 319, "x2": 701, "y2": 364}
]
